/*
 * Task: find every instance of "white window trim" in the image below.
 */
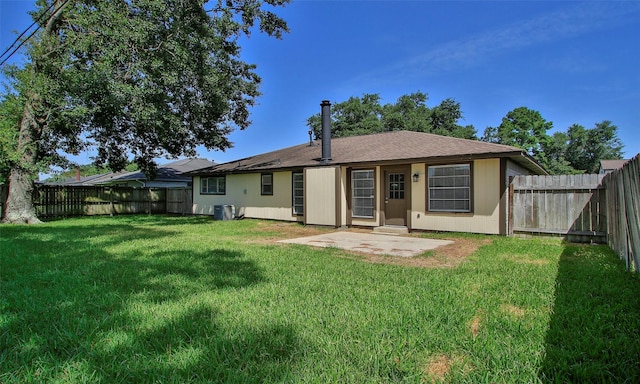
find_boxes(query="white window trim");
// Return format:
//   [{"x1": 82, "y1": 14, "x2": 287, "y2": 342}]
[{"x1": 200, "y1": 176, "x2": 226, "y2": 195}]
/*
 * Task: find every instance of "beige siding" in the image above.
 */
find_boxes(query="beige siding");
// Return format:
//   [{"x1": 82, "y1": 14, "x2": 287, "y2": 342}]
[
  {"x1": 339, "y1": 166, "x2": 348, "y2": 226},
  {"x1": 411, "y1": 159, "x2": 502, "y2": 234},
  {"x1": 192, "y1": 172, "x2": 297, "y2": 221},
  {"x1": 305, "y1": 167, "x2": 338, "y2": 226}
]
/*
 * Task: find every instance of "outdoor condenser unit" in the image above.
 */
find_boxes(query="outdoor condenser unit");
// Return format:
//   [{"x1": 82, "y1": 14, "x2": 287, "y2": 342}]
[{"x1": 213, "y1": 205, "x2": 235, "y2": 220}]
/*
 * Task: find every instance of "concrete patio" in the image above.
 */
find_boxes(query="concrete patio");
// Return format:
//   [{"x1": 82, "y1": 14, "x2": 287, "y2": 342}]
[{"x1": 278, "y1": 231, "x2": 453, "y2": 257}]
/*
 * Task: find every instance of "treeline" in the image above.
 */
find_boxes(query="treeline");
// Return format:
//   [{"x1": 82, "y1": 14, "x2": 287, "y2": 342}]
[{"x1": 307, "y1": 92, "x2": 624, "y2": 174}]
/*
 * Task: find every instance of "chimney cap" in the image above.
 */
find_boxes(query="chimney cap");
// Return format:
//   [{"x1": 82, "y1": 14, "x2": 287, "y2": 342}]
[{"x1": 321, "y1": 100, "x2": 331, "y2": 106}]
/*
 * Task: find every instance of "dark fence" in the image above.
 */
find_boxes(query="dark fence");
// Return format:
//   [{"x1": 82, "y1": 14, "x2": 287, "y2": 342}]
[{"x1": 0, "y1": 185, "x2": 192, "y2": 219}]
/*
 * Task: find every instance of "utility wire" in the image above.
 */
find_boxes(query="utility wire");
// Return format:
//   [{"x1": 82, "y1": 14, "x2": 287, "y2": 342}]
[
  {"x1": 0, "y1": 0, "x2": 70, "y2": 66},
  {"x1": 0, "y1": 1, "x2": 57, "y2": 61}
]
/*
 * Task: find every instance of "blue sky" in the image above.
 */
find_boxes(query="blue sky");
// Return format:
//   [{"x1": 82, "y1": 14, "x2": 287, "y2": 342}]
[{"x1": 2, "y1": 0, "x2": 639, "y2": 167}]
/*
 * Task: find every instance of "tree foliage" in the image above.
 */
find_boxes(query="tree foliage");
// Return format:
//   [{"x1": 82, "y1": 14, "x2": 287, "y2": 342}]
[
  {"x1": 565, "y1": 121, "x2": 624, "y2": 173},
  {"x1": 2, "y1": 0, "x2": 289, "y2": 223},
  {"x1": 482, "y1": 107, "x2": 552, "y2": 160},
  {"x1": 482, "y1": 107, "x2": 624, "y2": 174},
  {"x1": 0, "y1": 92, "x2": 23, "y2": 184},
  {"x1": 307, "y1": 91, "x2": 476, "y2": 140}
]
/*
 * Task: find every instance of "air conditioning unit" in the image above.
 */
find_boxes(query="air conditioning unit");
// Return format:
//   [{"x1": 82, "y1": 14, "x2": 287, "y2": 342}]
[{"x1": 213, "y1": 205, "x2": 235, "y2": 220}]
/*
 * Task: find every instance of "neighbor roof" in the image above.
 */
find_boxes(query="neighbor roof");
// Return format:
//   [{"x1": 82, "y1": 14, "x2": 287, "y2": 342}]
[
  {"x1": 600, "y1": 159, "x2": 629, "y2": 171},
  {"x1": 51, "y1": 158, "x2": 216, "y2": 186},
  {"x1": 190, "y1": 131, "x2": 546, "y2": 175}
]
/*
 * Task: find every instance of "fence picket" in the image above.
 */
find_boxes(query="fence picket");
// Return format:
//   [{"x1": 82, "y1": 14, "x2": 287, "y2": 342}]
[
  {"x1": 510, "y1": 173, "x2": 606, "y2": 242},
  {"x1": 0, "y1": 185, "x2": 189, "y2": 219},
  {"x1": 508, "y1": 155, "x2": 638, "y2": 272}
]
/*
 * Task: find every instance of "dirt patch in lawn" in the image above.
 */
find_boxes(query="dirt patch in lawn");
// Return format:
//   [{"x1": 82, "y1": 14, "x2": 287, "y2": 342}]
[
  {"x1": 424, "y1": 354, "x2": 455, "y2": 383},
  {"x1": 242, "y1": 221, "x2": 330, "y2": 242},
  {"x1": 423, "y1": 353, "x2": 471, "y2": 383},
  {"x1": 468, "y1": 309, "x2": 486, "y2": 339},
  {"x1": 248, "y1": 221, "x2": 491, "y2": 268},
  {"x1": 350, "y1": 237, "x2": 492, "y2": 268},
  {"x1": 500, "y1": 304, "x2": 527, "y2": 318}
]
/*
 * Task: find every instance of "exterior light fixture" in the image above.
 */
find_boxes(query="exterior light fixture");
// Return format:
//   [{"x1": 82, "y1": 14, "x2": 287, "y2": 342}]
[{"x1": 412, "y1": 173, "x2": 419, "y2": 182}]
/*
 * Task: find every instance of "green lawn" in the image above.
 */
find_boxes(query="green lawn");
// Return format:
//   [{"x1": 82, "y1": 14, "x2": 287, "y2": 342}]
[{"x1": 1, "y1": 216, "x2": 639, "y2": 383}]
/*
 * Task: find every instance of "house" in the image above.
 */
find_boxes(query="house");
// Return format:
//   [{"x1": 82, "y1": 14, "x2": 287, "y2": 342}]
[
  {"x1": 51, "y1": 158, "x2": 215, "y2": 188},
  {"x1": 188, "y1": 101, "x2": 546, "y2": 235},
  {"x1": 598, "y1": 159, "x2": 630, "y2": 174}
]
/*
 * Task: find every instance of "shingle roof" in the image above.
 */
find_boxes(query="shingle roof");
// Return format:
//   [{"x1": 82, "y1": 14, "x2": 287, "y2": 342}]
[
  {"x1": 191, "y1": 131, "x2": 546, "y2": 175},
  {"x1": 51, "y1": 158, "x2": 216, "y2": 186},
  {"x1": 600, "y1": 159, "x2": 629, "y2": 171}
]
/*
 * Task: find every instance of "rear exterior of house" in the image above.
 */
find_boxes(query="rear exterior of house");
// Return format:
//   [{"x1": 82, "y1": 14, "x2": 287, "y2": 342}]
[
  {"x1": 189, "y1": 102, "x2": 546, "y2": 235},
  {"x1": 191, "y1": 156, "x2": 537, "y2": 235}
]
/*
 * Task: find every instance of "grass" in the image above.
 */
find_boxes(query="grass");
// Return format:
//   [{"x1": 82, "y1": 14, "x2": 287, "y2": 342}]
[{"x1": 1, "y1": 215, "x2": 639, "y2": 383}]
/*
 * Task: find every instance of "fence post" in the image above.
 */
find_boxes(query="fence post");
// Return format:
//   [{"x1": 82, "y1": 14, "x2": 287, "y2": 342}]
[{"x1": 109, "y1": 187, "x2": 114, "y2": 216}]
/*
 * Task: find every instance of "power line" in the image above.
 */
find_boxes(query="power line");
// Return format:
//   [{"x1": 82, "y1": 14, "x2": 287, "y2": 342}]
[
  {"x1": 0, "y1": 1, "x2": 57, "y2": 61},
  {"x1": 0, "y1": 0, "x2": 70, "y2": 67}
]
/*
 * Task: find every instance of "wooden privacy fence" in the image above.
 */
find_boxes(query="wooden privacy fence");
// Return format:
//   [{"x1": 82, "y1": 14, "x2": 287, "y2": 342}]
[
  {"x1": 509, "y1": 155, "x2": 640, "y2": 272},
  {"x1": 166, "y1": 187, "x2": 193, "y2": 215},
  {"x1": 0, "y1": 185, "x2": 193, "y2": 219},
  {"x1": 509, "y1": 174, "x2": 607, "y2": 243},
  {"x1": 603, "y1": 155, "x2": 640, "y2": 272}
]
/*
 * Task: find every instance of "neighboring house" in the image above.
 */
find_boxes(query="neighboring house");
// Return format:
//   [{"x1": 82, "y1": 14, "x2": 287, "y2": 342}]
[
  {"x1": 51, "y1": 158, "x2": 215, "y2": 188},
  {"x1": 599, "y1": 159, "x2": 630, "y2": 174},
  {"x1": 187, "y1": 102, "x2": 546, "y2": 235}
]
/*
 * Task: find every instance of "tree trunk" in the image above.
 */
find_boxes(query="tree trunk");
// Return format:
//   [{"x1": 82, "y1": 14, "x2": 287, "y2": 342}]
[
  {"x1": 2, "y1": 101, "x2": 42, "y2": 224},
  {"x1": 2, "y1": 0, "x2": 67, "y2": 224}
]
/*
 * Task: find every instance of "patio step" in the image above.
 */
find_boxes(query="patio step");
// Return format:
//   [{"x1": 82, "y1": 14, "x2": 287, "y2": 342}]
[{"x1": 372, "y1": 226, "x2": 409, "y2": 236}]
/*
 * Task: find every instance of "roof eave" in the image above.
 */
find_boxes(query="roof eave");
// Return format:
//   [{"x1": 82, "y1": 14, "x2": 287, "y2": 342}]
[{"x1": 188, "y1": 150, "x2": 548, "y2": 176}]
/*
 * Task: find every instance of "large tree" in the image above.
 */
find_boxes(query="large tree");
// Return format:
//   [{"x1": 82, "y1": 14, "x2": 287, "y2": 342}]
[
  {"x1": 429, "y1": 98, "x2": 476, "y2": 139},
  {"x1": 565, "y1": 121, "x2": 624, "y2": 173},
  {"x1": 482, "y1": 107, "x2": 552, "y2": 164},
  {"x1": 0, "y1": 92, "x2": 23, "y2": 185},
  {"x1": 307, "y1": 91, "x2": 476, "y2": 139},
  {"x1": 541, "y1": 131, "x2": 580, "y2": 175},
  {"x1": 2, "y1": 0, "x2": 289, "y2": 223},
  {"x1": 482, "y1": 108, "x2": 625, "y2": 174}
]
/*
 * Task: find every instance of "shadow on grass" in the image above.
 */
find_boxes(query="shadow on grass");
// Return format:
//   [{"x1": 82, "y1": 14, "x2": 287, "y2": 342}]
[
  {"x1": 540, "y1": 244, "x2": 640, "y2": 382},
  {"x1": 1, "y1": 219, "x2": 303, "y2": 382}
]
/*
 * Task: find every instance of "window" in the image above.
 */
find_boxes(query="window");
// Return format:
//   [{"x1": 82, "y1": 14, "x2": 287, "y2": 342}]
[
  {"x1": 428, "y1": 164, "x2": 471, "y2": 212},
  {"x1": 388, "y1": 173, "x2": 405, "y2": 199},
  {"x1": 292, "y1": 172, "x2": 304, "y2": 215},
  {"x1": 352, "y1": 169, "x2": 375, "y2": 218},
  {"x1": 261, "y1": 173, "x2": 273, "y2": 195},
  {"x1": 201, "y1": 176, "x2": 225, "y2": 195}
]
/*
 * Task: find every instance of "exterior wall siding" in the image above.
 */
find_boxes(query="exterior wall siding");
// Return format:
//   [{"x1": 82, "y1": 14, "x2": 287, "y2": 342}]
[
  {"x1": 411, "y1": 158, "x2": 502, "y2": 234},
  {"x1": 305, "y1": 167, "x2": 338, "y2": 226},
  {"x1": 191, "y1": 157, "x2": 519, "y2": 234},
  {"x1": 506, "y1": 159, "x2": 531, "y2": 180},
  {"x1": 192, "y1": 172, "x2": 297, "y2": 221}
]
